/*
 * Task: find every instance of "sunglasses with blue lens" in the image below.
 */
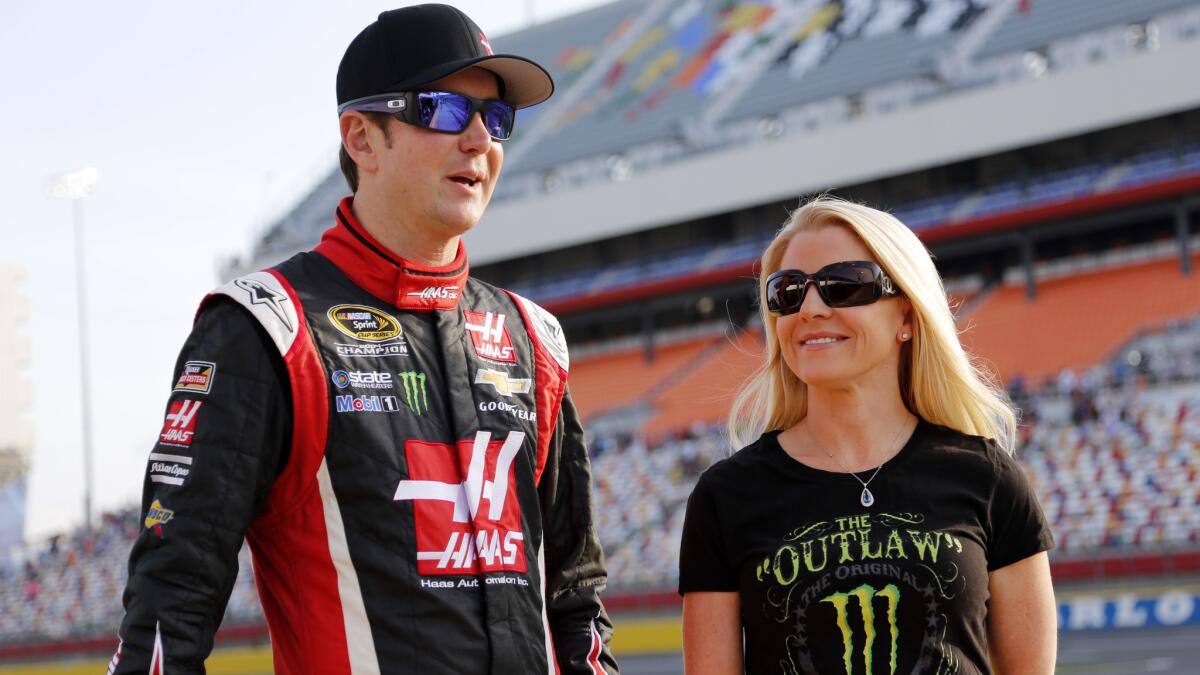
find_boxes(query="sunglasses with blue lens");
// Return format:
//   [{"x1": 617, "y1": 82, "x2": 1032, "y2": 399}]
[
  {"x1": 338, "y1": 91, "x2": 516, "y2": 141},
  {"x1": 766, "y1": 260, "x2": 901, "y2": 315}
]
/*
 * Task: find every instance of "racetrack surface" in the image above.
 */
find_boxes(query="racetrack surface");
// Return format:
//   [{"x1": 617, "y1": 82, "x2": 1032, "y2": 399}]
[{"x1": 4, "y1": 625, "x2": 1198, "y2": 674}]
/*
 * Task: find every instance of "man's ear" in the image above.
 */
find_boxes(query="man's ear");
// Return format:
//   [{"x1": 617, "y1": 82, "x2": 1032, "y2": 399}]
[{"x1": 340, "y1": 112, "x2": 379, "y2": 176}]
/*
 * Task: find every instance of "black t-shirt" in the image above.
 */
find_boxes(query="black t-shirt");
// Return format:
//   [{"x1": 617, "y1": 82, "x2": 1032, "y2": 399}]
[{"x1": 678, "y1": 420, "x2": 1053, "y2": 675}]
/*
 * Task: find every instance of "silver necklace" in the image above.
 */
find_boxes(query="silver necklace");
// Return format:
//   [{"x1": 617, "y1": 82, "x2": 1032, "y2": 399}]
[{"x1": 813, "y1": 417, "x2": 911, "y2": 508}]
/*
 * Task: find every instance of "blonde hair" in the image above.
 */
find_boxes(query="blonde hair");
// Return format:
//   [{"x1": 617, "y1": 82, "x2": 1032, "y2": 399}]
[{"x1": 727, "y1": 195, "x2": 1017, "y2": 453}]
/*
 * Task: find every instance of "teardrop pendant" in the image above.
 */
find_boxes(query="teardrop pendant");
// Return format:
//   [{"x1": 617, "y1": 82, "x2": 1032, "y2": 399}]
[{"x1": 860, "y1": 487, "x2": 875, "y2": 508}]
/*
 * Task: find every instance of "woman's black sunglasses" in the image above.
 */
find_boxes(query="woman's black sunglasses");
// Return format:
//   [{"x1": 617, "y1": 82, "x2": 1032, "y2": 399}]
[
  {"x1": 338, "y1": 91, "x2": 516, "y2": 141},
  {"x1": 765, "y1": 261, "x2": 901, "y2": 315}
]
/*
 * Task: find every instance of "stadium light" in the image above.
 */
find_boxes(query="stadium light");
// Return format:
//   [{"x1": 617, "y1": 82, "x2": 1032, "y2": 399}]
[
  {"x1": 49, "y1": 166, "x2": 99, "y2": 531},
  {"x1": 48, "y1": 166, "x2": 99, "y2": 200}
]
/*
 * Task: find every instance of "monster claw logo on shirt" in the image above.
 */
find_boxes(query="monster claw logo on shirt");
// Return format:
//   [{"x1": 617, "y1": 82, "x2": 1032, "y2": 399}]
[
  {"x1": 398, "y1": 371, "x2": 429, "y2": 414},
  {"x1": 327, "y1": 304, "x2": 403, "y2": 342},
  {"x1": 821, "y1": 583, "x2": 902, "y2": 675},
  {"x1": 144, "y1": 499, "x2": 175, "y2": 537}
]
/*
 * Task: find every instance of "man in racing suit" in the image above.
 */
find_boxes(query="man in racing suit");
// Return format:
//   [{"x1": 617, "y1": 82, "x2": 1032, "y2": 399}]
[{"x1": 110, "y1": 5, "x2": 618, "y2": 674}]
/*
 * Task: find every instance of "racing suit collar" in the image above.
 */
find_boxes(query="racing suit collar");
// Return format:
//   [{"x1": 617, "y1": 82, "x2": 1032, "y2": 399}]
[{"x1": 315, "y1": 196, "x2": 469, "y2": 311}]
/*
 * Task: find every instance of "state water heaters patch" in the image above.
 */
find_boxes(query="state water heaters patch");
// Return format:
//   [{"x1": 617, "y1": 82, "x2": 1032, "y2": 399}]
[{"x1": 332, "y1": 369, "x2": 394, "y2": 390}]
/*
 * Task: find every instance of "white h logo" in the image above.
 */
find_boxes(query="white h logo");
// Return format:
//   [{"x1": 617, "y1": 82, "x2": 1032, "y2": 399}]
[
  {"x1": 394, "y1": 431, "x2": 526, "y2": 570},
  {"x1": 165, "y1": 400, "x2": 201, "y2": 428},
  {"x1": 465, "y1": 312, "x2": 505, "y2": 344},
  {"x1": 394, "y1": 430, "x2": 523, "y2": 522}
]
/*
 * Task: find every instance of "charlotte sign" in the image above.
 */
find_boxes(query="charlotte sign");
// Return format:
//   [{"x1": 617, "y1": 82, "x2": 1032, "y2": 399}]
[{"x1": 1058, "y1": 588, "x2": 1200, "y2": 631}]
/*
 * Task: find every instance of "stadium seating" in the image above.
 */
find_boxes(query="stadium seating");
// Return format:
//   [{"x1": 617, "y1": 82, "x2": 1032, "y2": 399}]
[
  {"x1": 597, "y1": 376, "x2": 1200, "y2": 591},
  {"x1": 504, "y1": 142, "x2": 1200, "y2": 309},
  {"x1": 569, "y1": 334, "x2": 723, "y2": 419},
  {"x1": 1022, "y1": 383, "x2": 1200, "y2": 553},
  {"x1": 0, "y1": 508, "x2": 260, "y2": 645},
  {"x1": 641, "y1": 328, "x2": 765, "y2": 439},
  {"x1": 504, "y1": 0, "x2": 1200, "y2": 180},
  {"x1": 962, "y1": 254, "x2": 1200, "y2": 385}
]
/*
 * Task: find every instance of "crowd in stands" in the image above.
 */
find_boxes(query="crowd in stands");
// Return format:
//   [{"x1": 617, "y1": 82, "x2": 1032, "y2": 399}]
[
  {"x1": 0, "y1": 506, "x2": 261, "y2": 645},
  {"x1": 595, "y1": 314, "x2": 1200, "y2": 587},
  {"x1": 4, "y1": 316, "x2": 1200, "y2": 645}
]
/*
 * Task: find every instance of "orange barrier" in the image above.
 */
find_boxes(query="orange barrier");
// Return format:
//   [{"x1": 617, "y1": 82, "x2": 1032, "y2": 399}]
[
  {"x1": 568, "y1": 337, "x2": 719, "y2": 419},
  {"x1": 962, "y1": 256, "x2": 1200, "y2": 385}
]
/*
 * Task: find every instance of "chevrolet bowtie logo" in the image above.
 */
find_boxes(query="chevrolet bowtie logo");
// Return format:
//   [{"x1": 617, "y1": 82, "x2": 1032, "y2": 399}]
[{"x1": 474, "y1": 369, "x2": 532, "y2": 397}]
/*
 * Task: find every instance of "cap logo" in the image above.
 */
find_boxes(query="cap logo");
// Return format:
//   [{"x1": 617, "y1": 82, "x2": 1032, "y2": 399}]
[{"x1": 479, "y1": 32, "x2": 493, "y2": 56}]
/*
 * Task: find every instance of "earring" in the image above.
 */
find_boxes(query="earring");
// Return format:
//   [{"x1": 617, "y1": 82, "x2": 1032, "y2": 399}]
[{"x1": 900, "y1": 332, "x2": 911, "y2": 340}]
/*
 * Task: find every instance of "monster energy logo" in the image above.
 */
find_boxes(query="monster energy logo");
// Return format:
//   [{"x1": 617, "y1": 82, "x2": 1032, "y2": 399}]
[
  {"x1": 398, "y1": 371, "x2": 428, "y2": 414},
  {"x1": 820, "y1": 583, "x2": 900, "y2": 675}
]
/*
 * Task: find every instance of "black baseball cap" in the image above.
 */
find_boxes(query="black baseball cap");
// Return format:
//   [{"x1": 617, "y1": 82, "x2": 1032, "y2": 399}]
[{"x1": 337, "y1": 4, "x2": 554, "y2": 110}]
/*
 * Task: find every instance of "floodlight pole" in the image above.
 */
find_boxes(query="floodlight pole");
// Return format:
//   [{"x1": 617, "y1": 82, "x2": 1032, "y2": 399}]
[
  {"x1": 72, "y1": 196, "x2": 96, "y2": 531},
  {"x1": 51, "y1": 167, "x2": 99, "y2": 532}
]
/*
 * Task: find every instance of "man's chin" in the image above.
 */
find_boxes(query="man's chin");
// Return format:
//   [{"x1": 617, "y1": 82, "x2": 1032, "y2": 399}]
[{"x1": 437, "y1": 210, "x2": 483, "y2": 238}]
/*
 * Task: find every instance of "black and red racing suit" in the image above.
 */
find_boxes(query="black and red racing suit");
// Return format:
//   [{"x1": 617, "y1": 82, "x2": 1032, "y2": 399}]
[{"x1": 110, "y1": 197, "x2": 618, "y2": 675}]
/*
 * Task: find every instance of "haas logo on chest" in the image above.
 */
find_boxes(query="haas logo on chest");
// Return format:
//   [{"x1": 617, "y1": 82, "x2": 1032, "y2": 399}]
[
  {"x1": 394, "y1": 431, "x2": 527, "y2": 575},
  {"x1": 463, "y1": 310, "x2": 517, "y2": 363}
]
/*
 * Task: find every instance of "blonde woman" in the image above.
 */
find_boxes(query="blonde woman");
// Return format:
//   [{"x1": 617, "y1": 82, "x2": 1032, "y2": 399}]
[{"x1": 678, "y1": 197, "x2": 1056, "y2": 674}]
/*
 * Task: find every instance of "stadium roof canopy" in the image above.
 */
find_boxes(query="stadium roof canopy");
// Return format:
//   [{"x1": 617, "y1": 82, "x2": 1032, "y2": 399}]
[{"x1": 229, "y1": 0, "x2": 1200, "y2": 274}]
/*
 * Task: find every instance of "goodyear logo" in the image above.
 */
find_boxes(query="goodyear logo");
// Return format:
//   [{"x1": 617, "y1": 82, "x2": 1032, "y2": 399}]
[
  {"x1": 144, "y1": 499, "x2": 175, "y2": 537},
  {"x1": 327, "y1": 304, "x2": 402, "y2": 342}
]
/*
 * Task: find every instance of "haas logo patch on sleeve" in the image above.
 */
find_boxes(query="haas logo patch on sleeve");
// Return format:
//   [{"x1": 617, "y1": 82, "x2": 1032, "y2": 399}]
[{"x1": 159, "y1": 400, "x2": 202, "y2": 447}]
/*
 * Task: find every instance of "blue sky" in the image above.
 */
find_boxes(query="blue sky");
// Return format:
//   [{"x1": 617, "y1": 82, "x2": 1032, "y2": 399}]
[{"x1": 0, "y1": 0, "x2": 607, "y2": 540}]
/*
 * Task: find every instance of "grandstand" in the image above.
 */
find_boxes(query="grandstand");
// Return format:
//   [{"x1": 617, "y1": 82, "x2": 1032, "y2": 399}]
[
  {"x1": 4, "y1": 319, "x2": 1200, "y2": 657},
  {"x1": 8, "y1": 0, "x2": 1200, "y2": 671}
]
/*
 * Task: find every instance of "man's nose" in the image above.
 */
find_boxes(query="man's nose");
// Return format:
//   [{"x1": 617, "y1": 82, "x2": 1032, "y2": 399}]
[{"x1": 458, "y1": 112, "x2": 493, "y2": 153}]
